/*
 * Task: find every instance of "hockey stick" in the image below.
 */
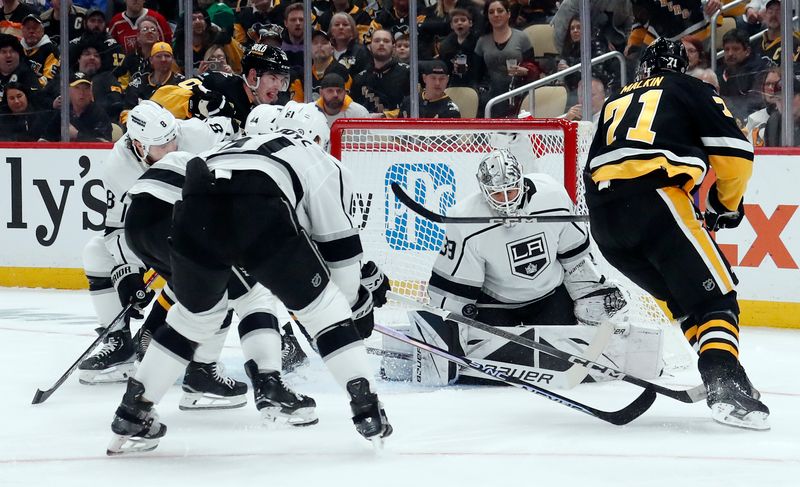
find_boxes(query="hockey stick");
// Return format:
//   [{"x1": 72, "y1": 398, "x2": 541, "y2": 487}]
[
  {"x1": 390, "y1": 292, "x2": 707, "y2": 403},
  {"x1": 31, "y1": 272, "x2": 159, "y2": 405},
  {"x1": 390, "y1": 183, "x2": 589, "y2": 224},
  {"x1": 375, "y1": 323, "x2": 655, "y2": 425},
  {"x1": 367, "y1": 347, "x2": 412, "y2": 360}
]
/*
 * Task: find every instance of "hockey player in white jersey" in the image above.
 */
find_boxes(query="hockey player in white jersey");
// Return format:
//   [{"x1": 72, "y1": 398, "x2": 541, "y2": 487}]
[
  {"x1": 400, "y1": 149, "x2": 665, "y2": 387},
  {"x1": 107, "y1": 106, "x2": 392, "y2": 454},
  {"x1": 79, "y1": 101, "x2": 247, "y2": 408}
]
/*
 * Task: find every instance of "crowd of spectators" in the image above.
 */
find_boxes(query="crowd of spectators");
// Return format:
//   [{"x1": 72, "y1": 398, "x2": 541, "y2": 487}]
[{"x1": 0, "y1": 0, "x2": 798, "y2": 144}]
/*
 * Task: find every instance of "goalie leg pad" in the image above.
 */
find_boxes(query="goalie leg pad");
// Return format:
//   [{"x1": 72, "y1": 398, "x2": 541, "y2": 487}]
[
  {"x1": 408, "y1": 311, "x2": 464, "y2": 386},
  {"x1": 534, "y1": 322, "x2": 665, "y2": 381}
]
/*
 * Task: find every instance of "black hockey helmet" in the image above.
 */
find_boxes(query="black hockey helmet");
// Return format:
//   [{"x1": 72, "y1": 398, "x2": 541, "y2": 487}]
[
  {"x1": 241, "y1": 43, "x2": 290, "y2": 78},
  {"x1": 637, "y1": 37, "x2": 688, "y2": 80}
]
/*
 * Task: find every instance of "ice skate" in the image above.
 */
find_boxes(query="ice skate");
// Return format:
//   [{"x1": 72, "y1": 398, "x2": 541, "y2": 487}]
[
  {"x1": 78, "y1": 329, "x2": 136, "y2": 384},
  {"x1": 282, "y1": 323, "x2": 310, "y2": 373},
  {"x1": 347, "y1": 378, "x2": 392, "y2": 447},
  {"x1": 244, "y1": 360, "x2": 317, "y2": 426},
  {"x1": 179, "y1": 361, "x2": 248, "y2": 410},
  {"x1": 107, "y1": 378, "x2": 167, "y2": 455},
  {"x1": 701, "y1": 362, "x2": 769, "y2": 431}
]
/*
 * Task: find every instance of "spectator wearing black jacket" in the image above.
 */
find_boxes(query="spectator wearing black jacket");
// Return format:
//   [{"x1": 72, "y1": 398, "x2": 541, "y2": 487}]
[
  {"x1": 44, "y1": 71, "x2": 112, "y2": 142},
  {"x1": 329, "y1": 12, "x2": 370, "y2": 79},
  {"x1": 0, "y1": 33, "x2": 47, "y2": 106},
  {"x1": 0, "y1": 81, "x2": 48, "y2": 141},
  {"x1": 351, "y1": 28, "x2": 410, "y2": 117},
  {"x1": 400, "y1": 60, "x2": 461, "y2": 118},
  {"x1": 437, "y1": 8, "x2": 486, "y2": 91}
]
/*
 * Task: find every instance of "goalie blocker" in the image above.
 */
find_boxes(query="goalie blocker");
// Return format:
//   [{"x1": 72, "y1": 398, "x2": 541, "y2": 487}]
[{"x1": 381, "y1": 310, "x2": 666, "y2": 388}]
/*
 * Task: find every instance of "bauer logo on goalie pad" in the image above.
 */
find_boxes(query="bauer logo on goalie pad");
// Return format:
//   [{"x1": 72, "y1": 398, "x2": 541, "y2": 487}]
[
  {"x1": 385, "y1": 163, "x2": 456, "y2": 251},
  {"x1": 506, "y1": 233, "x2": 550, "y2": 280}
]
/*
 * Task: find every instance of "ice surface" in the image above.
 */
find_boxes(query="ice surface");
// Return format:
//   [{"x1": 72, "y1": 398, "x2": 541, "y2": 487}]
[{"x1": 1, "y1": 288, "x2": 798, "y2": 487}]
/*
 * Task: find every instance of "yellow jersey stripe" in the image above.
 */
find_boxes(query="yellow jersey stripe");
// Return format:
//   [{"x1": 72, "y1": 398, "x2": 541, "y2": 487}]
[
  {"x1": 708, "y1": 154, "x2": 753, "y2": 211},
  {"x1": 591, "y1": 156, "x2": 704, "y2": 192},
  {"x1": 659, "y1": 187, "x2": 735, "y2": 293}
]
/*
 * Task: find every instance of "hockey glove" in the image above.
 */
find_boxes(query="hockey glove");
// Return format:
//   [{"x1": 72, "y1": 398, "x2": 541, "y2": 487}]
[
  {"x1": 704, "y1": 182, "x2": 745, "y2": 232},
  {"x1": 111, "y1": 264, "x2": 155, "y2": 320},
  {"x1": 574, "y1": 286, "x2": 628, "y2": 326},
  {"x1": 189, "y1": 84, "x2": 234, "y2": 119},
  {"x1": 351, "y1": 285, "x2": 375, "y2": 339},
  {"x1": 360, "y1": 260, "x2": 390, "y2": 308}
]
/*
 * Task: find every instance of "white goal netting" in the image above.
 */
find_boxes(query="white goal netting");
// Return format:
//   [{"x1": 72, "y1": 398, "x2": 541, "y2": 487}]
[{"x1": 332, "y1": 118, "x2": 692, "y2": 370}]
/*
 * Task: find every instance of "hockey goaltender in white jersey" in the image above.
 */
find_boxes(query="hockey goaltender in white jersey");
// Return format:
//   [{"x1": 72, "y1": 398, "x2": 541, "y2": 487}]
[{"x1": 382, "y1": 148, "x2": 668, "y2": 388}]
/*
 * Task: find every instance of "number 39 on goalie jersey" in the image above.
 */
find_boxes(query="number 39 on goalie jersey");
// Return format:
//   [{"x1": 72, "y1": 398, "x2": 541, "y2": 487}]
[
  {"x1": 427, "y1": 174, "x2": 591, "y2": 315},
  {"x1": 585, "y1": 72, "x2": 754, "y2": 212}
]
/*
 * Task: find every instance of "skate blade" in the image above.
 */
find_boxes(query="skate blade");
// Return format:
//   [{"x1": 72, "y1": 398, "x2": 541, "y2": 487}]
[
  {"x1": 78, "y1": 363, "x2": 136, "y2": 385},
  {"x1": 106, "y1": 434, "x2": 160, "y2": 456},
  {"x1": 369, "y1": 436, "x2": 386, "y2": 451},
  {"x1": 711, "y1": 403, "x2": 770, "y2": 431},
  {"x1": 259, "y1": 406, "x2": 318, "y2": 427},
  {"x1": 178, "y1": 392, "x2": 247, "y2": 410}
]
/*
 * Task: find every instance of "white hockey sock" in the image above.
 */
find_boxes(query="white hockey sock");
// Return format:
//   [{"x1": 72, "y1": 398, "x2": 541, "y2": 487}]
[
  {"x1": 193, "y1": 325, "x2": 229, "y2": 364},
  {"x1": 322, "y1": 343, "x2": 375, "y2": 392},
  {"x1": 135, "y1": 341, "x2": 189, "y2": 404},
  {"x1": 240, "y1": 328, "x2": 281, "y2": 372},
  {"x1": 90, "y1": 288, "x2": 124, "y2": 327}
]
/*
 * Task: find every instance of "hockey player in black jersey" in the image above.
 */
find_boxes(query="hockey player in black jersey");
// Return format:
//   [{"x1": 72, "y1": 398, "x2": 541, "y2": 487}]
[
  {"x1": 150, "y1": 43, "x2": 290, "y2": 125},
  {"x1": 107, "y1": 104, "x2": 392, "y2": 454},
  {"x1": 585, "y1": 38, "x2": 768, "y2": 430}
]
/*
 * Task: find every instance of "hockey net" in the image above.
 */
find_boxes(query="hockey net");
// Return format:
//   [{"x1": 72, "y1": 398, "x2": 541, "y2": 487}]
[{"x1": 331, "y1": 118, "x2": 691, "y2": 370}]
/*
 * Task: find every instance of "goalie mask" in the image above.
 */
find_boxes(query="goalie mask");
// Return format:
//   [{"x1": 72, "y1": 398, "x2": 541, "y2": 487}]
[
  {"x1": 476, "y1": 148, "x2": 524, "y2": 216},
  {"x1": 126, "y1": 100, "x2": 178, "y2": 164},
  {"x1": 275, "y1": 101, "x2": 331, "y2": 150},
  {"x1": 244, "y1": 103, "x2": 283, "y2": 135},
  {"x1": 637, "y1": 37, "x2": 688, "y2": 81}
]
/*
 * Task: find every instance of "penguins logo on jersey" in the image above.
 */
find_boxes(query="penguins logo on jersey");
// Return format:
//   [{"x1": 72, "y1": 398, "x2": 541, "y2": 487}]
[{"x1": 506, "y1": 234, "x2": 550, "y2": 280}]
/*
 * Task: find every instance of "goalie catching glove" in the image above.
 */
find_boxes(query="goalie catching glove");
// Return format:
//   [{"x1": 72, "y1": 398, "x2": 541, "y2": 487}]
[
  {"x1": 110, "y1": 264, "x2": 155, "y2": 320},
  {"x1": 704, "y1": 182, "x2": 745, "y2": 232},
  {"x1": 562, "y1": 255, "x2": 627, "y2": 326}
]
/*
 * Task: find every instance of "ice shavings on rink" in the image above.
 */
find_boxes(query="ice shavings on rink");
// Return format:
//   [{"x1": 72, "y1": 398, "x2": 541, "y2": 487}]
[{"x1": 0, "y1": 287, "x2": 798, "y2": 487}]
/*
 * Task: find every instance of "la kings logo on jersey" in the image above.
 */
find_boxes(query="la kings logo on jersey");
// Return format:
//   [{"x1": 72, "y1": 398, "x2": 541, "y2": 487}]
[{"x1": 506, "y1": 233, "x2": 550, "y2": 280}]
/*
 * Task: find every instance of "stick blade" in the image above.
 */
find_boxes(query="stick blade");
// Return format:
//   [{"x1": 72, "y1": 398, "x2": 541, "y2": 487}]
[
  {"x1": 600, "y1": 387, "x2": 658, "y2": 426},
  {"x1": 32, "y1": 388, "x2": 51, "y2": 405}
]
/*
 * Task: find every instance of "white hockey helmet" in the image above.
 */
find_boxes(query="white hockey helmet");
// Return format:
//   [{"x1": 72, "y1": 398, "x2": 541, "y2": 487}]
[
  {"x1": 476, "y1": 148, "x2": 524, "y2": 216},
  {"x1": 274, "y1": 100, "x2": 330, "y2": 150},
  {"x1": 127, "y1": 100, "x2": 178, "y2": 163},
  {"x1": 244, "y1": 103, "x2": 283, "y2": 135}
]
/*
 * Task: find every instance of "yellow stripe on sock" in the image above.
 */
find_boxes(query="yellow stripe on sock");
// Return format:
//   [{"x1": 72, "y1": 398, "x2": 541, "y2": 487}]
[
  {"x1": 698, "y1": 319, "x2": 739, "y2": 339},
  {"x1": 699, "y1": 342, "x2": 739, "y2": 359}
]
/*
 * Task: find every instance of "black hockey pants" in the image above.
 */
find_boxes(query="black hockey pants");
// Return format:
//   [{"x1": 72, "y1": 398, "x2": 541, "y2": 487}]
[{"x1": 168, "y1": 158, "x2": 330, "y2": 315}]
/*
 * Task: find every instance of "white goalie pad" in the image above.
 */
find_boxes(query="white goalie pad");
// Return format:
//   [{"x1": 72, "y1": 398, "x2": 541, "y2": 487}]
[
  {"x1": 380, "y1": 317, "x2": 666, "y2": 386},
  {"x1": 407, "y1": 311, "x2": 465, "y2": 386},
  {"x1": 533, "y1": 322, "x2": 665, "y2": 381}
]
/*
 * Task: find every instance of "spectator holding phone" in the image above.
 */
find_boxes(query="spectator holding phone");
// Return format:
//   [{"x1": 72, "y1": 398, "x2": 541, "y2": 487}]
[{"x1": 198, "y1": 45, "x2": 233, "y2": 74}]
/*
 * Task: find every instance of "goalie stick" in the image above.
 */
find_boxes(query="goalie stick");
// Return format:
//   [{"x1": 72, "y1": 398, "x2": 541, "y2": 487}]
[
  {"x1": 390, "y1": 183, "x2": 589, "y2": 224},
  {"x1": 31, "y1": 272, "x2": 159, "y2": 405},
  {"x1": 375, "y1": 323, "x2": 655, "y2": 425},
  {"x1": 390, "y1": 292, "x2": 707, "y2": 403}
]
